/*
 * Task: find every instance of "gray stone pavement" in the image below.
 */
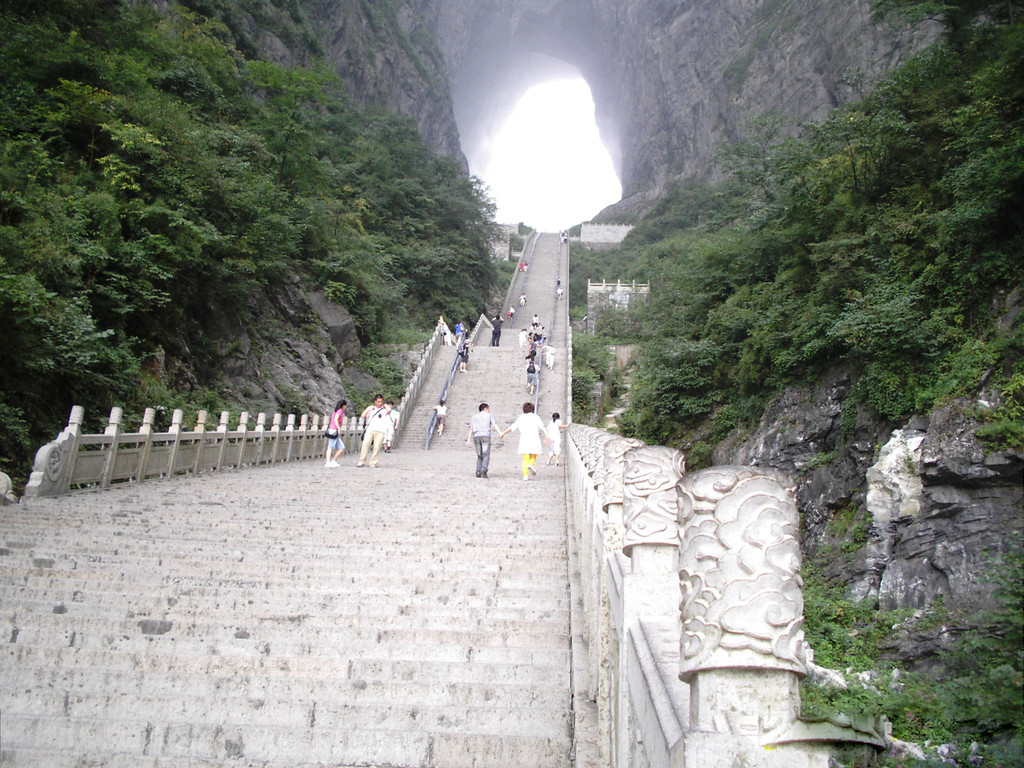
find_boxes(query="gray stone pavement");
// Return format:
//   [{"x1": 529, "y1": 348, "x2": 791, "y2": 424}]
[{"x1": 0, "y1": 234, "x2": 591, "y2": 767}]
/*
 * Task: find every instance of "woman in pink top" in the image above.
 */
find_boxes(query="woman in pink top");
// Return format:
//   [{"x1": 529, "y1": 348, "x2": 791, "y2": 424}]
[{"x1": 324, "y1": 399, "x2": 346, "y2": 467}]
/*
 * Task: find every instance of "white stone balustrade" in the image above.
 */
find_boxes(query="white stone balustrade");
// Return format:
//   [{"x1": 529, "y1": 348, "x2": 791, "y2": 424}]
[
  {"x1": 23, "y1": 405, "x2": 331, "y2": 498},
  {"x1": 22, "y1": 323, "x2": 450, "y2": 497},
  {"x1": 565, "y1": 424, "x2": 888, "y2": 768}
]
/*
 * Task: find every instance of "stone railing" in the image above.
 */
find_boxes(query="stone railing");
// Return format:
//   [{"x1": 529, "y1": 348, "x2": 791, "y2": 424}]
[
  {"x1": 23, "y1": 406, "x2": 334, "y2": 499},
  {"x1": 565, "y1": 424, "x2": 888, "y2": 768},
  {"x1": 22, "y1": 322, "x2": 451, "y2": 495},
  {"x1": 392, "y1": 323, "x2": 446, "y2": 448},
  {"x1": 424, "y1": 318, "x2": 484, "y2": 449}
]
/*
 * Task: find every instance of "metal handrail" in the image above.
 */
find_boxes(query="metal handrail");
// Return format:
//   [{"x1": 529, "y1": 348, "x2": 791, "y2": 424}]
[
  {"x1": 529, "y1": 234, "x2": 563, "y2": 412},
  {"x1": 507, "y1": 233, "x2": 539, "y2": 330},
  {"x1": 423, "y1": 325, "x2": 473, "y2": 450},
  {"x1": 391, "y1": 324, "x2": 444, "y2": 449},
  {"x1": 501, "y1": 230, "x2": 536, "y2": 323},
  {"x1": 424, "y1": 234, "x2": 546, "y2": 448},
  {"x1": 564, "y1": 237, "x2": 574, "y2": 419}
]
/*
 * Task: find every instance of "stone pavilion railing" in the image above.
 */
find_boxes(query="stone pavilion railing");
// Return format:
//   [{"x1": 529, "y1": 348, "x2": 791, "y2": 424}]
[{"x1": 564, "y1": 424, "x2": 888, "y2": 768}]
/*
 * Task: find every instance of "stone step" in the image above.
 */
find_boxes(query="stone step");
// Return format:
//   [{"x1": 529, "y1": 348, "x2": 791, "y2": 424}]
[
  {"x1": 2, "y1": 615, "x2": 569, "y2": 654},
  {"x1": 0, "y1": 605, "x2": 567, "y2": 643},
  {"x1": 0, "y1": 552, "x2": 569, "y2": 582},
  {"x1": 0, "y1": 571, "x2": 570, "y2": 606},
  {"x1": 0, "y1": 235, "x2": 577, "y2": 767},
  {"x1": 0, "y1": 539, "x2": 568, "y2": 560},
  {"x1": 0, "y1": 573, "x2": 569, "y2": 607},
  {"x1": 4, "y1": 640, "x2": 570, "y2": 674},
  {"x1": 1, "y1": 672, "x2": 569, "y2": 718},
  {"x1": 0, "y1": 588, "x2": 570, "y2": 624},
  {"x1": 0, "y1": 533, "x2": 568, "y2": 559},
  {"x1": 1, "y1": 499, "x2": 564, "y2": 520},
  {"x1": 4, "y1": 701, "x2": 570, "y2": 741},
  {"x1": 0, "y1": 516, "x2": 568, "y2": 536},
  {"x1": 2, "y1": 647, "x2": 568, "y2": 690},
  {"x1": 0, "y1": 716, "x2": 570, "y2": 768},
  {"x1": 0, "y1": 531, "x2": 570, "y2": 558},
  {"x1": 407, "y1": 339, "x2": 565, "y2": 451},
  {"x1": 0, "y1": 712, "x2": 573, "y2": 765}
]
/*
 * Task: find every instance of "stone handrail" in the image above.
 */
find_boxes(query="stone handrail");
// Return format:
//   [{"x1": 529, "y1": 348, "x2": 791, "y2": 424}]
[
  {"x1": 424, "y1": 315, "x2": 493, "y2": 449},
  {"x1": 467, "y1": 313, "x2": 490, "y2": 347},
  {"x1": 564, "y1": 424, "x2": 888, "y2": 768},
  {"x1": 502, "y1": 230, "x2": 538, "y2": 324},
  {"x1": 24, "y1": 405, "x2": 332, "y2": 499},
  {"x1": 392, "y1": 323, "x2": 445, "y2": 448},
  {"x1": 23, "y1": 324, "x2": 449, "y2": 496},
  {"x1": 510, "y1": 233, "x2": 540, "y2": 331}
]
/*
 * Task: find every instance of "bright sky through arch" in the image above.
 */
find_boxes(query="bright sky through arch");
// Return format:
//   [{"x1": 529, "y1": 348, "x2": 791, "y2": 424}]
[{"x1": 479, "y1": 78, "x2": 621, "y2": 233}]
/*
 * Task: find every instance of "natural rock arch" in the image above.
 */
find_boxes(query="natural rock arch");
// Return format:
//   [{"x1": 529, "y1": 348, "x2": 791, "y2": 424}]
[
  {"x1": 310, "y1": 0, "x2": 933, "y2": 215},
  {"x1": 425, "y1": 0, "x2": 932, "y2": 211}
]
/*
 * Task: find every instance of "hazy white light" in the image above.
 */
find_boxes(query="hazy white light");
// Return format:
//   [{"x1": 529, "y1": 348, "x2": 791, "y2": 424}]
[{"x1": 480, "y1": 78, "x2": 621, "y2": 232}]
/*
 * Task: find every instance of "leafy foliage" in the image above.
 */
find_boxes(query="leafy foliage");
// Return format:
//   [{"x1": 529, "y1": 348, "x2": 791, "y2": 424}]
[
  {"x1": 976, "y1": 364, "x2": 1024, "y2": 451},
  {"x1": 573, "y1": 8, "x2": 1023, "y2": 754},
  {"x1": 801, "y1": 547, "x2": 1023, "y2": 763},
  {"x1": 0, "y1": 1, "x2": 498, "y2": 480},
  {"x1": 579, "y1": 9, "x2": 1024, "y2": 447},
  {"x1": 571, "y1": 331, "x2": 615, "y2": 424}
]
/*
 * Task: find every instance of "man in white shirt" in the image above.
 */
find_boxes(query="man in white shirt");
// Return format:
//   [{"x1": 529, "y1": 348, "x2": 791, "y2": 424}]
[{"x1": 357, "y1": 394, "x2": 389, "y2": 467}]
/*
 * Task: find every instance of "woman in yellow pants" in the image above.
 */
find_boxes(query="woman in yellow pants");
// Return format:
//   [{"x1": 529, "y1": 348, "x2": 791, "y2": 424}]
[{"x1": 502, "y1": 402, "x2": 552, "y2": 480}]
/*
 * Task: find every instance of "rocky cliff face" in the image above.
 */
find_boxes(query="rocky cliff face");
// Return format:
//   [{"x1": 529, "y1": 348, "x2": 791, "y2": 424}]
[
  {"x1": 181, "y1": 272, "x2": 363, "y2": 417},
  {"x1": 713, "y1": 364, "x2": 1023, "y2": 663},
  {"x1": 307, "y1": 0, "x2": 465, "y2": 167},
  {"x1": 297, "y1": 1, "x2": 933, "y2": 211}
]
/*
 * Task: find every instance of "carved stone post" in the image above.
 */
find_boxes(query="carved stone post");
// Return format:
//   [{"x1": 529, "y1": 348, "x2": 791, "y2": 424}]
[
  {"x1": 624, "y1": 446, "x2": 686, "y2": 584},
  {"x1": 215, "y1": 411, "x2": 230, "y2": 470},
  {"x1": 617, "y1": 445, "x2": 686, "y2": 767},
  {"x1": 138, "y1": 408, "x2": 156, "y2": 482},
  {"x1": 285, "y1": 414, "x2": 297, "y2": 461},
  {"x1": 192, "y1": 410, "x2": 208, "y2": 474},
  {"x1": 24, "y1": 406, "x2": 85, "y2": 498},
  {"x1": 673, "y1": 466, "x2": 887, "y2": 766},
  {"x1": 100, "y1": 407, "x2": 124, "y2": 488},
  {"x1": 677, "y1": 467, "x2": 804, "y2": 721},
  {"x1": 675, "y1": 466, "x2": 807, "y2": 764},
  {"x1": 299, "y1": 413, "x2": 310, "y2": 460},
  {"x1": 233, "y1": 412, "x2": 250, "y2": 469},
  {"x1": 270, "y1": 413, "x2": 283, "y2": 464},
  {"x1": 165, "y1": 409, "x2": 183, "y2": 478},
  {"x1": 254, "y1": 412, "x2": 267, "y2": 466}
]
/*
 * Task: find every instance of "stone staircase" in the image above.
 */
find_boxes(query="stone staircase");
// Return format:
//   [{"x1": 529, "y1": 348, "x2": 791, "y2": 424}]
[
  {"x1": 0, "y1": 456, "x2": 572, "y2": 767},
  {"x1": 0, "y1": 234, "x2": 577, "y2": 768},
  {"x1": 406, "y1": 232, "x2": 570, "y2": 455}
]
